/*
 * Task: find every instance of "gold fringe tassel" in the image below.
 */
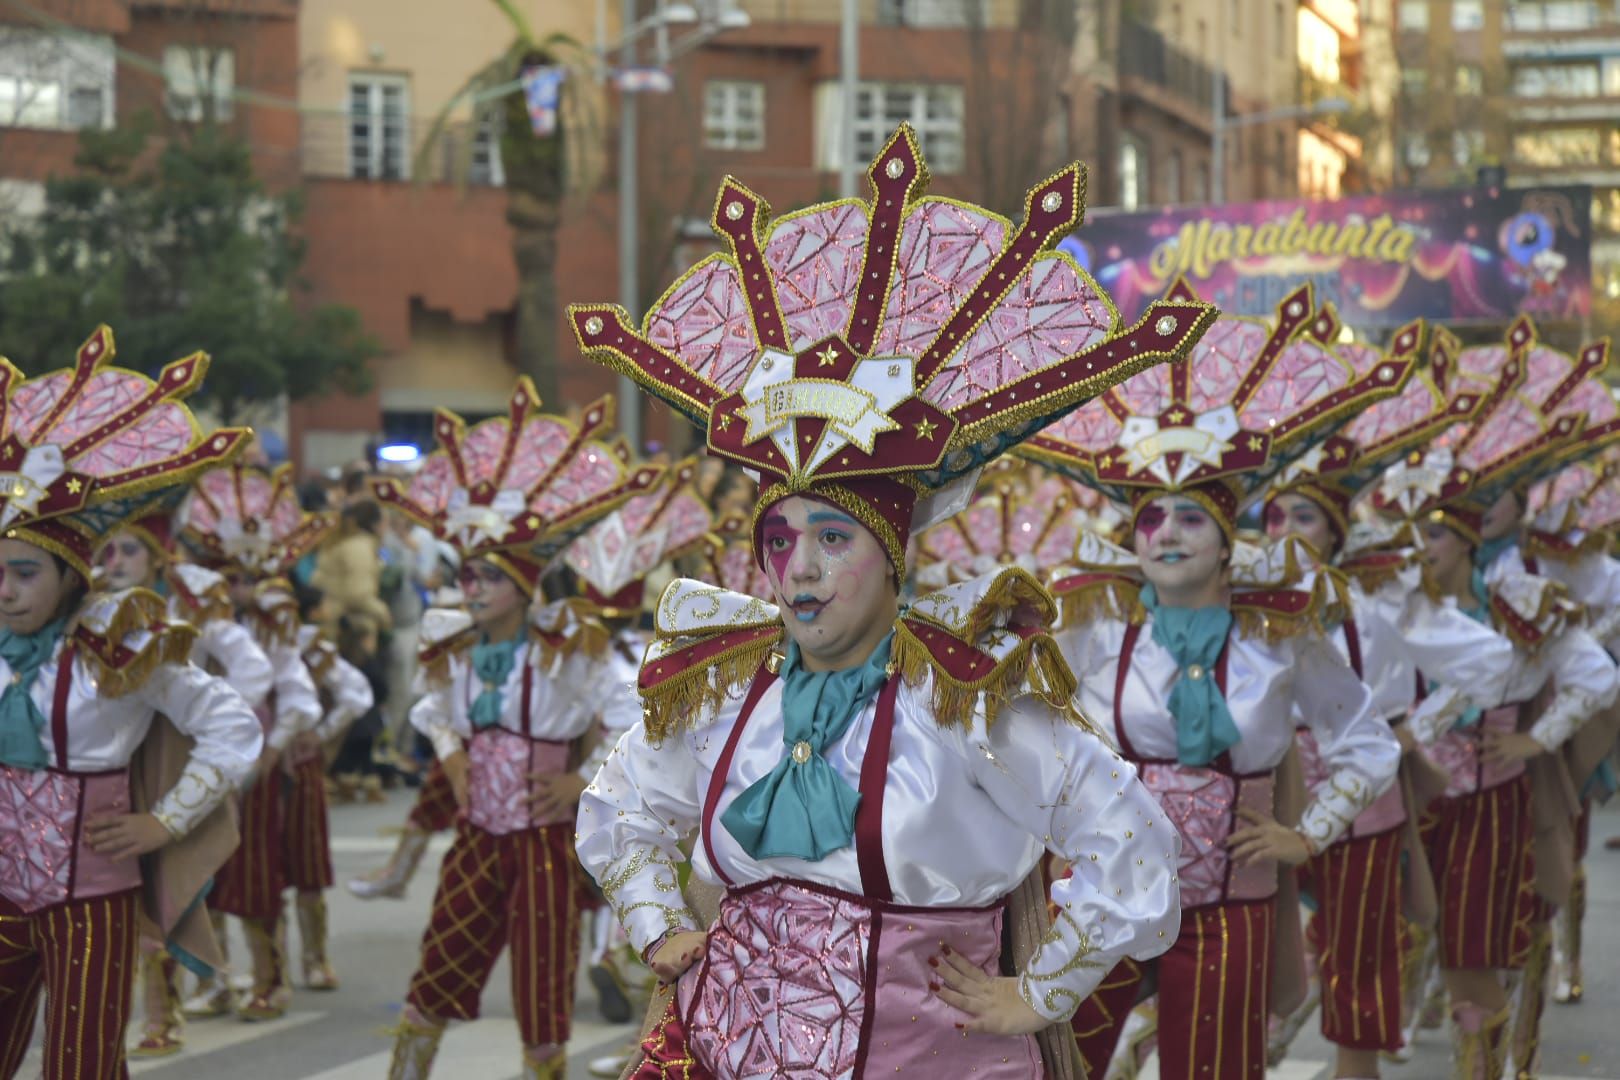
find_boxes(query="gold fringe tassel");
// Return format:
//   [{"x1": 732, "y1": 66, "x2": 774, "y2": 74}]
[
  {"x1": 639, "y1": 629, "x2": 783, "y2": 745},
  {"x1": 890, "y1": 622, "x2": 1100, "y2": 737}
]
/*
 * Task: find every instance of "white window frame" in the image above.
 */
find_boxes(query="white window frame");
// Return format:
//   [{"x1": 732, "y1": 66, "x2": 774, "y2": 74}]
[
  {"x1": 876, "y1": 0, "x2": 982, "y2": 27},
  {"x1": 1397, "y1": 0, "x2": 1430, "y2": 31},
  {"x1": 703, "y1": 79, "x2": 765, "y2": 151},
  {"x1": 815, "y1": 81, "x2": 964, "y2": 175},
  {"x1": 348, "y1": 73, "x2": 410, "y2": 181},
  {"x1": 1401, "y1": 132, "x2": 1431, "y2": 168},
  {"x1": 0, "y1": 28, "x2": 113, "y2": 131},
  {"x1": 163, "y1": 44, "x2": 234, "y2": 123},
  {"x1": 469, "y1": 115, "x2": 505, "y2": 187},
  {"x1": 1452, "y1": 0, "x2": 1484, "y2": 30},
  {"x1": 1119, "y1": 136, "x2": 1148, "y2": 210}
]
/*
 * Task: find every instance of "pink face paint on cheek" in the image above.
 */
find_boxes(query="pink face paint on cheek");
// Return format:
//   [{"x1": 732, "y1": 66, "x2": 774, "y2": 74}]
[
  {"x1": 1135, "y1": 505, "x2": 1166, "y2": 544},
  {"x1": 1263, "y1": 502, "x2": 1286, "y2": 536},
  {"x1": 761, "y1": 525, "x2": 800, "y2": 588}
]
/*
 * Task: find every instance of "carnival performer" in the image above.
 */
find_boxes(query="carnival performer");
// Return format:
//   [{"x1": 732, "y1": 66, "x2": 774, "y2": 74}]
[
  {"x1": 562, "y1": 459, "x2": 714, "y2": 1076},
  {"x1": 568, "y1": 124, "x2": 1211, "y2": 1078},
  {"x1": 1368, "y1": 322, "x2": 1620, "y2": 1079},
  {"x1": 177, "y1": 463, "x2": 326, "y2": 1021},
  {"x1": 284, "y1": 606, "x2": 374, "y2": 991},
  {"x1": 98, "y1": 509, "x2": 277, "y2": 1058},
  {"x1": 1257, "y1": 311, "x2": 1517, "y2": 1080},
  {"x1": 0, "y1": 327, "x2": 264, "y2": 1078},
  {"x1": 1020, "y1": 283, "x2": 1407, "y2": 1080},
  {"x1": 375, "y1": 384, "x2": 660, "y2": 1079},
  {"x1": 1523, "y1": 452, "x2": 1620, "y2": 1009}
]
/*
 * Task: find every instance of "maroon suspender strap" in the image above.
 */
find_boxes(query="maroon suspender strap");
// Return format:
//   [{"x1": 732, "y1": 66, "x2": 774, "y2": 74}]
[
  {"x1": 1524, "y1": 554, "x2": 1539, "y2": 575},
  {"x1": 51, "y1": 644, "x2": 75, "y2": 771},
  {"x1": 853, "y1": 675, "x2": 901, "y2": 903},
  {"x1": 1341, "y1": 618, "x2": 1365, "y2": 681},
  {"x1": 700, "y1": 664, "x2": 778, "y2": 887},
  {"x1": 1413, "y1": 668, "x2": 1427, "y2": 703},
  {"x1": 521, "y1": 659, "x2": 533, "y2": 737},
  {"x1": 1115, "y1": 621, "x2": 1233, "y2": 769}
]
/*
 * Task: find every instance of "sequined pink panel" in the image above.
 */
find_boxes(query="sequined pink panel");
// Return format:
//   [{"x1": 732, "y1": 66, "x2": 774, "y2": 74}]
[
  {"x1": 1019, "y1": 502, "x2": 1080, "y2": 569},
  {"x1": 0, "y1": 764, "x2": 75, "y2": 911},
  {"x1": 466, "y1": 728, "x2": 571, "y2": 835},
  {"x1": 1335, "y1": 341, "x2": 1386, "y2": 379},
  {"x1": 919, "y1": 521, "x2": 976, "y2": 577},
  {"x1": 1186, "y1": 319, "x2": 1267, "y2": 415},
  {"x1": 867, "y1": 906, "x2": 1039, "y2": 1077},
  {"x1": 1229, "y1": 775, "x2": 1279, "y2": 900},
  {"x1": 48, "y1": 372, "x2": 193, "y2": 474},
  {"x1": 1459, "y1": 397, "x2": 1544, "y2": 473},
  {"x1": 647, "y1": 257, "x2": 759, "y2": 393},
  {"x1": 408, "y1": 454, "x2": 460, "y2": 515},
  {"x1": 1044, "y1": 393, "x2": 1128, "y2": 453},
  {"x1": 8, "y1": 372, "x2": 71, "y2": 443},
  {"x1": 533, "y1": 442, "x2": 623, "y2": 522},
  {"x1": 1556, "y1": 376, "x2": 1619, "y2": 425},
  {"x1": 717, "y1": 546, "x2": 771, "y2": 599},
  {"x1": 72, "y1": 772, "x2": 142, "y2": 900},
  {"x1": 765, "y1": 203, "x2": 868, "y2": 352},
  {"x1": 683, "y1": 881, "x2": 868, "y2": 1077},
  {"x1": 506, "y1": 417, "x2": 572, "y2": 493},
  {"x1": 1455, "y1": 345, "x2": 1510, "y2": 383},
  {"x1": 1581, "y1": 475, "x2": 1620, "y2": 531},
  {"x1": 874, "y1": 201, "x2": 1006, "y2": 361},
  {"x1": 1238, "y1": 339, "x2": 1349, "y2": 432},
  {"x1": 1343, "y1": 374, "x2": 1444, "y2": 448},
  {"x1": 1142, "y1": 763, "x2": 1277, "y2": 909},
  {"x1": 1521, "y1": 345, "x2": 1576, "y2": 404},
  {"x1": 1426, "y1": 705, "x2": 1525, "y2": 799},
  {"x1": 650, "y1": 492, "x2": 714, "y2": 562},
  {"x1": 926, "y1": 259, "x2": 1114, "y2": 412}
]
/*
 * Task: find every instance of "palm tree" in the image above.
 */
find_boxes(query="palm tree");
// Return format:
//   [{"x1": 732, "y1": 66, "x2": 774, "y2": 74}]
[{"x1": 417, "y1": 0, "x2": 606, "y2": 407}]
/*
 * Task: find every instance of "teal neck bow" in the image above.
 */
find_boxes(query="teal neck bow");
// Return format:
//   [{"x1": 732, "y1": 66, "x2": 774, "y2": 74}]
[{"x1": 1141, "y1": 585, "x2": 1240, "y2": 767}]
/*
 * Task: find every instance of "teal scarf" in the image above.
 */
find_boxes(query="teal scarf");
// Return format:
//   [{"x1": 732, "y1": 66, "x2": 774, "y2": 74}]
[
  {"x1": 0, "y1": 619, "x2": 66, "y2": 771},
  {"x1": 1476, "y1": 534, "x2": 1518, "y2": 573},
  {"x1": 469, "y1": 633, "x2": 524, "y2": 730},
  {"x1": 1141, "y1": 585, "x2": 1240, "y2": 767},
  {"x1": 721, "y1": 634, "x2": 893, "y2": 863}
]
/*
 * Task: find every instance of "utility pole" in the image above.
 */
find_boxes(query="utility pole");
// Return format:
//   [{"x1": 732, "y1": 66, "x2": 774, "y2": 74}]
[
  {"x1": 1211, "y1": 66, "x2": 1225, "y2": 204},
  {"x1": 839, "y1": 0, "x2": 859, "y2": 198},
  {"x1": 617, "y1": 0, "x2": 641, "y2": 448}
]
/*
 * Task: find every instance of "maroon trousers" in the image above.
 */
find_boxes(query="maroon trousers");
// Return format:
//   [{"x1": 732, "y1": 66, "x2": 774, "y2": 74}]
[
  {"x1": 211, "y1": 767, "x2": 285, "y2": 921},
  {"x1": 1072, "y1": 898, "x2": 1276, "y2": 1080},
  {"x1": 0, "y1": 890, "x2": 137, "y2": 1080},
  {"x1": 407, "y1": 761, "x2": 459, "y2": 835},
  {"x1": 405, "y1": 821, "x2": 579, "y2": 1047},
  {"x1": 284, "y1": 756, "x2": 334, "y2": 892},
  {"x1": 1422, "y1": 775, "x2": 1534, "y2": 970},
  {"x1": 1303, "y1": 826, "x2": 1403, "y2": 1050}
]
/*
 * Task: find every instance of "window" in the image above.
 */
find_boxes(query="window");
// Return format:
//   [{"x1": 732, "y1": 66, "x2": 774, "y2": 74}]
[
  {"x1": 1514, "y1": 63, "x2": 1602, "y2": 98},
  {"x1": 349, "y1": 74, "x2": 409, "y2": 181},
  {"x1": 1606, "y1": 59, "x2": 1620, "y2": 96},
  {"x1": 703, "y1": 80, "x2": 765, "y2": 151},
  {"x1": 1452, "y1": 129, "x2": 1484, "y2": 164},
  {"x1": 1119, "y1": 136, "x2": 1148, "y2": 210},
  {"x1": 1166, "y1": 149, "x2": 1182, "y2": 203},
  {"x1": 1455, "y1": 64, "x2": 1483, "y2": 95},
  {"x1": 1452, "y1": 0, "x2": 1484, "y2": 29},
  {"x1": 876, "y1": 0, "x2": 982, "y2": 26},
  {"x1": 1401, "y1": 69, "x2": 1429, "y2": 97},
  {"x1": 1592, "y1": 188, "x2": 1620, "y2": 232},
  {"x1": 1397, "y1": 0, "x2": 1430, "y2": 31},
  {"x1": 1401, "y1": 132, "x2": 1432, "y2": 168},
  {"x1": 817, "y1": 82, "x2": 964, "y2": 174},
  {"x1": 0, "y1": 28, "x2": 114, "y2": 131},
  {"x1": 469, "y1": 117, "x2": 504, "y2": 186},
  {"x1": 1512, "y1": 128, "x2": 1601, "y2": 167},
  {"x1": 163, "y1": 45, "x2": 234, "y2": 122}
]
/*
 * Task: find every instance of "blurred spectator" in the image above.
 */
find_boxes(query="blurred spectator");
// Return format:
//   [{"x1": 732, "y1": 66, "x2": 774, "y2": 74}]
[
  {"x1": 311, "y1": 499, "x2": 393, "y2": 637},
  {"x1": 330, "y1": 612, "x2": 389, "y2": 803}
]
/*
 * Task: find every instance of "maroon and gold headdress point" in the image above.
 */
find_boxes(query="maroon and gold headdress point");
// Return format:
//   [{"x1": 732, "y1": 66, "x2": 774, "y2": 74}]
[
  {"x1": 181, "y1": 462, "x2": 332, "y2": 580},
  {"x1": 563, "y1": 457, "x2": 715, "y2": 616},
  {"x1": 375, "y1": 378, "x2": 663, "y2": 595},
  {"x1": 568, "y1": 124, "x2": 1215, "y2": 572},
  {"x1": 1022, "y1": 280, "x2": 1418, "y2": 535},
  {"x1": 0, "y1": 326, "x2": 250, "y2": 576}
]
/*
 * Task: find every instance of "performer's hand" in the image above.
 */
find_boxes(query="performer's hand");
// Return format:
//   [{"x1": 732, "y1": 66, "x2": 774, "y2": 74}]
[
  {"x1": 288, "y1": 730, "x2": 323, "y2": 767},
  {"x1": 1483, "y1": 730, "x2": 1542, "y2": 767},
  {"x1": 528, "y1": 772, "x2": 586, "y2": 819},
  {"x1": 932, "y1": 946, "x2": 1048, "y2": 1035},
  {"x1": 649, "y1": 930, "x2": 708, "y2": 983},
  {"x1": 442, "y1": 749, "x2": 470, "y2": 809},
  {"x1": 84, "y1": 813, "x2": 171, "y2": 859},
  {"x1": 1227, "y1": 807, "x2": 1312, "y2": 867}
]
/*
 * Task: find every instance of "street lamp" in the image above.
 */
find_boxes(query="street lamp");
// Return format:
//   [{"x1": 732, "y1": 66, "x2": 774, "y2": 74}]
[
  {"x1": 1210, "y1": 70, "x2": 1352, "y2": 204},
  {"x1": 607, "y1": 0, "x2": 751, "y2": 449}
]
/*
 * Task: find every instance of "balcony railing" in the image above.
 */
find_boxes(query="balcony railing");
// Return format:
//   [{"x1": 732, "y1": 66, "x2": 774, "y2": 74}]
[
  {"x1": 299, "y1": 111, "x2": 505, "y2": 186},
  {"x1": 1119, "y1": 20, "x2": 1215, "y2": 113},
  {"x1": 1505, "y1": 1, "x2": 1620, "y2": 31}
]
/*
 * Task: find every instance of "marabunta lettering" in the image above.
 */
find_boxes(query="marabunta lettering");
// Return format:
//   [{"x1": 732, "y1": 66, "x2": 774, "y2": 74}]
[{"x1": 1148, "y1": 209, "x2": 1417, "y2": 279}]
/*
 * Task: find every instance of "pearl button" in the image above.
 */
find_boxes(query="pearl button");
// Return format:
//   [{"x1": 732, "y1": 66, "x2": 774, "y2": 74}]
[
  {"x1": 1186, "y1": 663, "x2": 1205, "y2": 681},
  {"x1": 791, "y1": 741, "x2": 813, "y2": 764}
]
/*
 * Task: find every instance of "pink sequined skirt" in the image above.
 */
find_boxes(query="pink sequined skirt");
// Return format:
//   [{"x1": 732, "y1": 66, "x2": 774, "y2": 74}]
[{"x1": 647, "y1": 877, "x2": 1042, "y2": 1079}]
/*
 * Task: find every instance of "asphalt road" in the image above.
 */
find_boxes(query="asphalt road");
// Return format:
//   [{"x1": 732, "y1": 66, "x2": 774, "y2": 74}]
[{"x1": 17, "y1": 791, "x2": 1620, "y2": 1079}]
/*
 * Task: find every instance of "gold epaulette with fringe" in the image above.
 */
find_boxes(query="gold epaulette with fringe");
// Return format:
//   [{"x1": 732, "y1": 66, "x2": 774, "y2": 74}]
[
  {"x1": 250, "y1": 580, "x2": 300, "y2": 648},
  {"x1": 1523, "y1": 527, "x2": 1608, "y2": 565},
  {"x1": 164, "y1": 564, "x2": 232, "y2": 626},
  {"x1": 1048, "y1": 570, "x2": 1145, "y2": 629},
  {"x1": 417, "y1": 608, "x2": 475, "y2": 690},
  {"x1": 639, "y1": 580, "x2": 783, "y2": 744},
  {"x1": 1487, "y1": 572, "x2": 1576, "y2": 652},
  {"x1": 531, "y1": 596, "x2": 611, "y2": 663},
  {"x1": 1337, "y1": 549, "x2": 1411, "y2": 594},
  {"x1": 71, "y1": 588, "x2": 198, "y2": 698},
  {"x1": 1230, "y1": 585, "x2": 1332, "y2": 644},
  {"x1": 893, "y1": 567, "x2": 1100, "y2": 736}
]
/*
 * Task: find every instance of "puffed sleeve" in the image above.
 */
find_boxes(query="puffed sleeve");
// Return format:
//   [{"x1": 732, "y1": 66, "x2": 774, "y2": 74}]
[
  {"x1": 409, "y1": 678, "x2": 465, "y2": 762},
  {"x1": 264, "y1": 644, "x2": 321, "y2": 751},
  {"x1": 1051, "y1": 618, "x2": 1119, "y2": 685},
  {"x1": 1291, "y1": 633, "x2": 1401, "y2": 851},
  {"x1": 1527, "y1": 626, "x2": 1620, "y2": 751},
  {"x1": 315, "y1": 656, "x2": 375, "y2": 740},
  {"x1": 195, "y1": 619, "x2": 274, "y2": 710},
  {"x1": 575, "y1": 723, "x2": 705, "y2": 957},
  {"x1": 962, "y1": 696, "x2": 1180, "y2": 1022},
  {"x1": 576, "y1": 650, "x2": 644, "y2": 782},
  {"x1": 138, "y1": 663, "x2": 265, "y2": 838},
  {"x1": 1399, "y1": 593, "x2": 1515, "y2": 745}
]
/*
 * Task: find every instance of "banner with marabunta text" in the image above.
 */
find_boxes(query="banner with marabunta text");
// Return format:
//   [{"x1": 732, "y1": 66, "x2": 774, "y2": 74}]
[{"x1": 1060, "y1": 185, "x2": 1592, "y2": 327}]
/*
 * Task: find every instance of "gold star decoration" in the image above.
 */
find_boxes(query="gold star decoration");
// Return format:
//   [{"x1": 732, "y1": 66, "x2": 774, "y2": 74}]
[
  {"x1": 817, "y1": 345, "x2": 839, "y2": 367},
  {"x1": 717, "y1": 413, "x2": 733, "y2": 432},
  {"x1": 527, "y1": 515, "x2": 541, "y2": 530},
  {"x1": 1098, "y1": 453, "x2": 1113, "y2": 470},
  {"x1": 914, "y1": 417, "x2": 938, "y2": 441},
  {"x1": 1247, "y1": 435, "x2": 1264, "y2": 452},
  {"x1": 1330, "y1": 444, "x2": 1347, "y2": 460},
  {"x1": 1167, "y1": 408, "x2": 1187, "y2": 424},
  {"x1": 65, "y1": 478, "x2": 82, "y2": 495}
]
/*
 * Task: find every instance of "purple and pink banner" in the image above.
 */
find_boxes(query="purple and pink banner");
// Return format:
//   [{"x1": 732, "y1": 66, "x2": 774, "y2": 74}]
[{"x1": 1060, "y1": 185, "x2": 1592, "y2": 327}]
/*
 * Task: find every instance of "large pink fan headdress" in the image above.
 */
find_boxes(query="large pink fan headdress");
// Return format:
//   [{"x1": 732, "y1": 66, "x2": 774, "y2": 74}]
[
  {"x1": 564, "y1": 457, "x2": 714, "y2": 616},
  {"x1": 181, "y1": 463, "x2": 330, "y2": 579}
]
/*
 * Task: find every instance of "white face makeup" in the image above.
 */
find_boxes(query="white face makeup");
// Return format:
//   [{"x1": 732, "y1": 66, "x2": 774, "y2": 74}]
[
  {"x1": 1479, "y1": 489, "x2": 1523, "y2": 542},
  {"x1": 1419, "y1": 520, "x2": 1472, "y2": 586},
  {"x1": 98, "y1": 529, "x2": 158, "y2": 592},
  {"x1": 1263, "y1": 492, "x2": 1336, "y2": 557},
  {"x1": 459, "y1": 559, "x2": 527, "y2": 638},
  {"x1": 0, "y1": 539, "x2": 77, "y2": 636},
  {"x1": 1134, "y1": 494, "x2": 1228, "y2": 607},
  {"x1": 758, "y1": 495, "x2": 898, "y2": 672}
]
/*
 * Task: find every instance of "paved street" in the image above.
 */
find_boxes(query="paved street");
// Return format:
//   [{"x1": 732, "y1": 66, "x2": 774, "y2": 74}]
[{"x1": 19, "y1": 793, "x2": 1620, "y2": 1078}]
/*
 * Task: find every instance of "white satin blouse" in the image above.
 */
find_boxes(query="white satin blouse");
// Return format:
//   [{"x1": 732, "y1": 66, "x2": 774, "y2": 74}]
[
  {"x1": 576, "y1": 669, "x2": 1182, "y2": 1024},
  {"x1": 411, "y1": 640, "x2": 609, "y2": 762}
]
